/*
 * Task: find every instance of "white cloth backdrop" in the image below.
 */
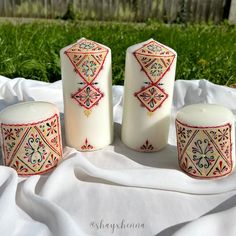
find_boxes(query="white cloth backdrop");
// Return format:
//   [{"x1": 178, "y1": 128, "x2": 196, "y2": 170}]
[{"x1": 0, "y1": 76, "x2": 236, "y2": 236}]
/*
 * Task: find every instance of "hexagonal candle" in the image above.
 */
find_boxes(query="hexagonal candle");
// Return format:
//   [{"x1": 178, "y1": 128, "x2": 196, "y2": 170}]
[
  {"x1": 60, "y1": 38, "x2": 113, "y2": 151},
  {"x1": 121, "y1": 39, "x2": 177, "y2": 152},
  {"x1": 176, "y1": 104, "x2": 235, "y2": 178}
]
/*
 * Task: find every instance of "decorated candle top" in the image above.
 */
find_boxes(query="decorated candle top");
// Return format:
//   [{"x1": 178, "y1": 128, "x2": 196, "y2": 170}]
[
  {"x1": 128, "y1": 38, "x2": 176, "y2": 59},
  {"x1": 60, "y1": 37, "x2": 113, "y2": 151},
  {"x1": 176, "y1": 104, "x2": 234, "y2": 126},
  {"x1": 62, "y1": 37, "x2": 109, "y2": 85},
  {"x1": 126, "y1": 38, "x2": 177, "y2": 113},
  {"x1": 0, "y1": 101, "x2": 58, "y2": 124},
  {"x1": 121, "y1": 38, "x2": 177, "y2": 152}
]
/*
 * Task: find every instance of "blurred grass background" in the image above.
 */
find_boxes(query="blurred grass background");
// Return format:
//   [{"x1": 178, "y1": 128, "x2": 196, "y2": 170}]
[{"x1": 0, "y1": 20, "x2": 235, "y2": 85}]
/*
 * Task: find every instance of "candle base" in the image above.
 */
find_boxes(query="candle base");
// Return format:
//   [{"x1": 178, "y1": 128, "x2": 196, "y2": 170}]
[
  {"x1": 66, "y1": 137, "x2": 114, "y2": 152},
  {"x1": 122, "y1": 140, "x2": 168, "y2": 153}
]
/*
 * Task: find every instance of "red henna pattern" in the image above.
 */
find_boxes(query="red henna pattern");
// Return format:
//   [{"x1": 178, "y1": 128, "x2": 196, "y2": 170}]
[
  {"x1": 176, "y1": 119, "x2": 232, "y2": 178},
  {"x1": 133, "y1": 40, "x2": 175, "y2": 112},
  {"x1": 1, "y1": 113, "x2": 62, "y2": 176}
]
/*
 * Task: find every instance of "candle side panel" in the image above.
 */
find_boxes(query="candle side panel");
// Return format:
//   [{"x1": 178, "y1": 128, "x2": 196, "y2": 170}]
[
  {"x1": 176, "y1": 117, "x2": 235, "y2": 178},
  {"x1": 0, "y1": 111, "x2": 63, "y2": 176},
  {"x1": 122, "y1": 42, "x2": 177, "y2": 152},
  {"x1": 61, "y1": 45, "x2": 113, "y2": 151}
]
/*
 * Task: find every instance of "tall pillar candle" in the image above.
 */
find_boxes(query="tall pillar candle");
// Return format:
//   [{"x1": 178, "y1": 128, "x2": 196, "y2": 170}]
[
  {"x1": 0, "y1": 102, "x2": 62, "y2": 176},
  {"x1": 176, "y1": 104, "x2": 235, "y2": 178},
  {"x1": 60, "y1": 38, "x2": 113, "y2": 151},
  {"x1": 121, "y1": 39, "x2": 177, "y2": 152}
]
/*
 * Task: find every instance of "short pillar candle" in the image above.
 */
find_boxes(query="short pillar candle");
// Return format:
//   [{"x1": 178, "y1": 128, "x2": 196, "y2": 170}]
[
  {"x1": 121, "y1": 38, "x2": 177, "y2": 152},
  {"x1": 0, "y1": 101, "x2": 63, "y2": 176},
  {"x1": 176, "y1": 104, "x2": 235, "y2": 178},
  {"x1": 60, "y1": 38, "x2": 113, "y2": 151}
]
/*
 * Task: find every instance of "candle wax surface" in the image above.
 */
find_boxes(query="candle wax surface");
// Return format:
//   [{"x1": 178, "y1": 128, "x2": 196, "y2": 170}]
[
  {"x1": 121, "y1": 38, "x2": 177, "y2": 151},
  {"x1": 176, "y1": 103, "x2": 234, "y2": 126},
  {"x1": 0, "y1": 101, "x2": 58, "y2": 124}
]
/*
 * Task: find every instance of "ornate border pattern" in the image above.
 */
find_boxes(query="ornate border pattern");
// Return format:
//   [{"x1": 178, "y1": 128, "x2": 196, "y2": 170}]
[
  {"x1": 65, "y1": 38, "x2": 108, "y2": 117},
  {"x1": 1, "y1": 114, "x2": 62, "y2": 176},
  {"x1": 133, "y1": 40, "x2": 175, "y2": 113},
  {"x1": 176, "y1": 119, "x2": 233, "y2": 178}
]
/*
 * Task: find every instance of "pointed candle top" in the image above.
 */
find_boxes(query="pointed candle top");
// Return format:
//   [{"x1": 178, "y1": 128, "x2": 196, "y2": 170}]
[
  {"x1": 66, "y1": 38, "x2": 108, "y2": 53},
  {"x1": 132, "y1": 38, "x2": 176, "y2": 84},
  {"x1": 134, "y1": 39, "x2": 175, "y2": 57},
  {"x1": 64, "y1": 38, "x2": 109, "y2": 83}
]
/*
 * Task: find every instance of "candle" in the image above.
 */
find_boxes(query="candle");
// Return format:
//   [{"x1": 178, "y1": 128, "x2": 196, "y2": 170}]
[
  {"x1": 60, "y1": 38, "x2": 113, "y2": 151},
  {"x1": 121, "y1": 38, "x2": 177, "y2": 152},
  {"x1": 0, "y1": 101, "x2": 62, "y2": 176},
  {"x1": 176, "y1": 104, "x2": 235, "y2": 178}
]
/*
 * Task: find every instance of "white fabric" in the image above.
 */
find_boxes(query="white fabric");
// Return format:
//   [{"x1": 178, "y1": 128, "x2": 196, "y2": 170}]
[{"x1": 0, "y1": 76, "x2": 236, "y2": 235}]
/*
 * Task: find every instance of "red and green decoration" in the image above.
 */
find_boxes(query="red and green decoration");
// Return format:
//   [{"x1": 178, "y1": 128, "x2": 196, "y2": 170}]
[
  {"x1": 1, "y1": 114, "x2": 62, "y2": 176},
  {"x1": 65, "y1": 38, "x2": 108, "y2": 117},
  {"x1": 176, "y1": 120, "x2": 233, "y2": 178},
  {"x1": 133, "y1": 40, "x2": 175, "y2": 113}
]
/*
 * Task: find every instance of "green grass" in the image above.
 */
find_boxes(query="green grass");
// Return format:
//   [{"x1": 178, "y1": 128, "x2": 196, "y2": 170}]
[{"x1": 0, "y1": 20, "x2": 236, "y2": 85}]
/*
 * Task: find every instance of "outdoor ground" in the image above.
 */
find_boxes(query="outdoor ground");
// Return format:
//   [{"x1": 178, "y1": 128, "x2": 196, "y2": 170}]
[{"x1": 0, "y1": 19, "x2": 235, "y2": 85}]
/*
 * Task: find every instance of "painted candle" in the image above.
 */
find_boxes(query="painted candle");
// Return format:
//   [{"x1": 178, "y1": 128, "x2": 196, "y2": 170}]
[
  {"x1": 0, "y1": 101, "x2": 62, "y2": 176},
  {"x1": 176, "y1": 104, "x2": 235, "y2": 178},
  {"x1": 121, "y1": 38, "x2": 177, "y2": 152},
  {"x1": 60, "y1": 38, "x2": 113, "y2": 151}
]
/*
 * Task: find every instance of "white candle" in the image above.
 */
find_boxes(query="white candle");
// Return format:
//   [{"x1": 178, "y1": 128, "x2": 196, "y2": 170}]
[
  {"x1": 0, "y1": 101, "x2": 62, "y2": 176},
  {"x1": 176, "y1": 103, "x2": 235, "y2": 178},
  {"x1": 60, "y1": 38, "x2": 113, "y2": 151},
  {"x1": 121, "y1": 38, "x2": 177, "y2": 152}
]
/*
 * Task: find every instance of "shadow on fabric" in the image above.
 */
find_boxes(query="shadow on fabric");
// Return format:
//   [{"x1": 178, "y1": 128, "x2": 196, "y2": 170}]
[{"x1": 113, "y1": 123, "x2": 179, "y2": 170}]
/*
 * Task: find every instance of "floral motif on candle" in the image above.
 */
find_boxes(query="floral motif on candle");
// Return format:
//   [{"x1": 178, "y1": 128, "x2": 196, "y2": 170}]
[
  {"x1": 140, "y1": 140, "x2": 154, "y2": 151},
  {"x1": 81, "y1": 138, "x2": 94, "y2": 151},
  {"x1": 176, "y1": 119, "x2": 232, "y2": 178},
  {"x1": 133, "y1": 40, "x2": 175, "y2": 113},
  {"x1": 1, "y1": 114, "x2": 62, "y2": 176},
  {"x1": 65, "y1": 39, "x2": 108, "y2": 116},
  {"x1": 135, "y1": 84, "x2": 168, "y2": 112},
  {"x1": 71, "y1": 85, "x2": 104, "y2": 110}
]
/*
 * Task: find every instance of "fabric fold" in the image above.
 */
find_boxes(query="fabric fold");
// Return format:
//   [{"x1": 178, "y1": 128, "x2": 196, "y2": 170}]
[
  {"x1": 17, "y1": 175, "x2": 86, "y2": 236},
  {"x1": 0, "y1": 76, "x2": 236, "y2": 235}
]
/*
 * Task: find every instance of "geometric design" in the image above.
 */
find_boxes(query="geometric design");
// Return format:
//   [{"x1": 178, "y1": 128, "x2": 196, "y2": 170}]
[
  {"x1": 1, "y1": 114, "x2": 62, "y2": 176},
  {"x1": 176, "y1": 119, "x2": 232, "y2": 178},
  {"x1": 135, "y1": 84, "x2": 168, "y2": 112},
  {"x1": 66, "y1": 53, "x2": 108, "y2": 84},
  {"x1": 133, "y1": 40, "x2": 175, "y2": 113},
  {"x1": 65, "y1": 38, "x2": 108, "y2": 116},
  {"x1": 134, "y1": 54, "x2": 175, "y2": 84},
  {"x1": 71, "y1": 84, "x2": 104, "y2": 110}
]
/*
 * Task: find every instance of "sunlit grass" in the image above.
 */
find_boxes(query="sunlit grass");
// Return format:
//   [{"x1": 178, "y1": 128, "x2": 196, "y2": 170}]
[{"x1": 0, "y1": 20, "x2": 235, "y2": 85}]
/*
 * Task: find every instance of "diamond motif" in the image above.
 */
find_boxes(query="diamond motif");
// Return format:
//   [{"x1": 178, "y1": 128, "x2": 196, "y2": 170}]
[
  {"x1": 135, "y1": 85, "x2": 168, "y2": 112},
  {"x1": 65, "y1": 38, "x2": 108, "y2": 115},
  {"x1": 176, "y1": 120, "x2": 232, "y2": 178},
  {"x1": 134, "y1": 54, "x2": 175, "y2": 84},
  {"x1": 133, "y1": 40, "x2": 175, "y2": 113},
  {"x1": 65, "y1": 39, "x2": 108, "y2": 84},
  {"x1": 1, "y1": 114, "x2": 62, "y2": 176},
  {"x1": 71, "y1": 84, "x2": 103, "y2": 110}
]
